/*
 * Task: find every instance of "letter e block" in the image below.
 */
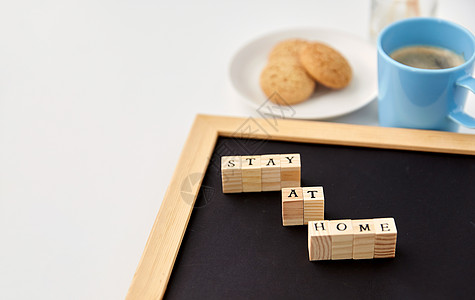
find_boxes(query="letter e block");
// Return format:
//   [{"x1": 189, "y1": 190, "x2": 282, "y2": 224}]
[
  {"x1": 329, "y1": 220, "x2": 354, "y2": 260},
  {"x1": 281, "y1": 187, "x2": 303, "y2": 226},
  {"x1": 308, "y1": 221, "x2": 331, "y2": 261},
  {"x1": 303, "y1": 186, "x2": 324, "y2": 223},
  {"x1": 241, "y1": 156, "x2": 261, "y2": 192},
  {"x1": 373, "y1": 218, "x2": 397, "y2": 258},
  {"x1": 260, "y1": 155, "x2": 281, "y2": 191},
  {"x1": 352, "y1": 219, "x2": 375, "y2": 259},
  {"x1": 280, "y1": 154, "x2": 301, "y2": 188},
  {"x1": 221, "y1": 156, "x2": 242, "y2": 193}
]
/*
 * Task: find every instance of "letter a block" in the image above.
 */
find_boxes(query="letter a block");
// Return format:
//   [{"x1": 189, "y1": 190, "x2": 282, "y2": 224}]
[
  {"x1": 221, "y1": 156, "x2": 242, "y2": 193},
  {"x1": 373, "y1": 218, "x2": 397, "y2": 258},
  {"x1": 308, "y1": 221, "x2": 331, "y2": 261},
  {"x1": 352, "y1": 219, "x2": 375, "y2": 259},
  {"x1": 260, "y1": 155, "x2": 281, "y2": 191},
  {"x1": 281, "y1": 187, "x2": 303, "y2": 226},
  {"x1": 303, "y1": 186, "x2": 324, "y2": 223},
  {"x1": 241, "y1": 156, "x2": 261, "y2": 192},
  {"x1": 280, "y1": 154, "x2": 301, "y2": 188},
  {"x1": 329, "y1": 220, "x2": 354, "y2": 260}
]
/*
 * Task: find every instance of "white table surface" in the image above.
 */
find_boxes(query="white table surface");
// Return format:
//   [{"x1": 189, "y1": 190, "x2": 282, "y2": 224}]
[{"x1": 1, "y1": 1, "x2": 474, "y2": 299}]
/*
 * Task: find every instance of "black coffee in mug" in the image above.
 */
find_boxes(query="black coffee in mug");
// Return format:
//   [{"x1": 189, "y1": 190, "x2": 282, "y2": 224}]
[{"x1": 390, "y1": 45, "x2": 465, "y2": 69}]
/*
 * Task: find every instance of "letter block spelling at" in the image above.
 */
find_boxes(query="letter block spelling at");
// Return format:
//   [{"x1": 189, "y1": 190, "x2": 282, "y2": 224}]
[
  {"x1": 281, "y1": 186, "x2": 325, "y2": 226},
  {"x1": 329, "y1": 220, "x2": 354, "y2": 260},
  {"x1": 303, "y1": 186, "x2": 324, "y2": 223},
  {"x1": 352, "y1": 219, "x2": 375, "y2": 259},
  {"x1": 281, "y1": 187, "x2": 303, "y2": 226},
  {"x1": 260, "y1": 155, "x2": 281, "y2": 192},
  {"x1": 221, "y1": 156, "x2": 242, "y2": 193},
  {"x1": 308, "y1": 221, "x2": 331, "y2": 261},
  {"x1": 373, "y1": 218, "x2": 397, "y2": 258},
  {"x1": 280, "y1": 154, "x2": 301, "y2": 188},
  {"x1": 241, "y1": 156, "x2": 261, "y2": 192}
]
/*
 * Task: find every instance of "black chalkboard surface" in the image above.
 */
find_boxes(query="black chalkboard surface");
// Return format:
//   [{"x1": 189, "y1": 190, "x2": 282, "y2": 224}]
[{"x1": 165, "y1": 137, "x2": 475, "y2": 299}]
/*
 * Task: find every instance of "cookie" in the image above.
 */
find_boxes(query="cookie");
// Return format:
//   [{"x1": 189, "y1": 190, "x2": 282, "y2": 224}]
[
  {"x1": 259, "y1": 62, "x2": 315, "y2": 105},
  {"x1": 299, "y1": 42, "x2": 352, "y2": 89},
  {"x1": 268, "y1": 39, "x2": 308, "y2": 65}
]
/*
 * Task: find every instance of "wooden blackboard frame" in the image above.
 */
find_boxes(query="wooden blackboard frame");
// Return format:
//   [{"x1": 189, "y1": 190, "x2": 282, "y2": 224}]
[{"x1": 126, "y1": 114, "x2": 475, "y2": 299}]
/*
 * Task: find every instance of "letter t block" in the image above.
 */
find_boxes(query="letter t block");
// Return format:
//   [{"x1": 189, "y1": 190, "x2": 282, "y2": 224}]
[{"x1": 241, "y1": 156, "x2": 261, "y2": 192}]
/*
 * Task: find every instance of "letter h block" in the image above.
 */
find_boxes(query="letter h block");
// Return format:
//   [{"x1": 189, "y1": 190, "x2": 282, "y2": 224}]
[{"x1": 308, "y1": 221, "x2": 331, "y2": 261}]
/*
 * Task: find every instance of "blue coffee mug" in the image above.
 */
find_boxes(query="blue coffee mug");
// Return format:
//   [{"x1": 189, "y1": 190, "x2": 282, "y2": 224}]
[{"x1": 377, "y1": 17, "x2": 475, "y2": 131}]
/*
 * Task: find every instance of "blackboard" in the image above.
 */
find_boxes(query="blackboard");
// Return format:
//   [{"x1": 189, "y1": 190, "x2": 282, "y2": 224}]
[{"x1": 165, "y1": 136, "x2": 475, "y2": 299}]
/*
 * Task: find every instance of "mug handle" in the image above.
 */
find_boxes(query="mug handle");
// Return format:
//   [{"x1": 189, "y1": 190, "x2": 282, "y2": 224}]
[{"x1": 449, "y1": 76, "x2": 475, "y2": 128}]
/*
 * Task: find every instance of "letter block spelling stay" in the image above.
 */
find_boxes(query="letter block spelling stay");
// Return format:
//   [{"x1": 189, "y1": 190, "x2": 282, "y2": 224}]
[
  {"x1": 220, "y1": 154, "x2": 301, "y2": 193},
  {"x1": 281, "y1": 187, "x2": 303, "y2": 226},
  {"x1": 282, "y1": 186, "x2": 325, "y2": 226},
  {"x1": 373, "y1": 218, "x2": 398, "y2": 258},
  {"x1": 221, "y1": 156, "x2": 242, "y2": 193},
  {"x1": 308, "y1": 217, "x2": 397, "y2": 261}
]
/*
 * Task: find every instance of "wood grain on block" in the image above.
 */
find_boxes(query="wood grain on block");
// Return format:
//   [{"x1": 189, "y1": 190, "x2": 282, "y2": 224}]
[
  {"x1": 280, "y1": 154, "x2": 301, "y2": 188},
  {"x1": 221, "y1": 156, "x2": 242, "y2": 193},
  {"x1": 352, "y1": 219, "x2": 375, "y2": 259},
  {"x1": 241, "y1": 156, "x2": 261, "y2": 192},
  {"x1": 308, "y1": 221, "x2": 331, "y2": 261},
  {"x1": 281, "y1": 187, "x2": 303, "y2": 226},
  {"x1": 374, "y1": 218, "x2": 397, "y2": 258},
  {"x1": 260, "y1": 154, "x2": 281, "y2": 191},
  {"x1": 329, "y1": 220, "x2": 354, "y2": 260},
  {"x1": 302, "y1": 186, "x2": 324, "y2": 223}
]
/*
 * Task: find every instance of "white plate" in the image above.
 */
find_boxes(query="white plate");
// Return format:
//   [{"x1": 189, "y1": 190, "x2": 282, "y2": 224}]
[{"x1": 229, "y1": 28, "x2": 378, "y2": 120}]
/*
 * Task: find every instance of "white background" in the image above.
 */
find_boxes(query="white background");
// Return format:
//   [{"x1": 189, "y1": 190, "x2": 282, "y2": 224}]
[{"x1": 1, "y1": 1, "x2": 474, "y2": 299}]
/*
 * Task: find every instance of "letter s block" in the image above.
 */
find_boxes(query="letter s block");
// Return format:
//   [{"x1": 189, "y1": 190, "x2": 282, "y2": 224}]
[{"x1": 221, "y1": 156, "x2": 242, "y2": 193}]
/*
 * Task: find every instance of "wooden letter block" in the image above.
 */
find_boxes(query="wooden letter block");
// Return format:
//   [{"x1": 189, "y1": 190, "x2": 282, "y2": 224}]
[
  {"x1": 221, "y1": 156, "x2": 242, "y2": 193},
  {"x1": 260, "y1": 155, "x2": 281, "y2": 192},
  {"x1": 329, "y1": 220, "x2": 354, "y2": 260},
  {"x1": 281, "y1": 187, "x2": 303, "y2": 226},
  {"x1": 241, "y1": 156, "x2": 261, "y2": 192},
  {"x1": 373, "y1": 218, "x2": 397, "y2": 258},
  {"x1": 302, "y1": 186, "x2": 324, "y2": 223},
  {"x1": 308, "y1": 221, "x2": 331, "y2": 261},
  {"x1": 280, "y1": 154, "x2": 301, "y2": 188},
  {"x1": 352, "y1": 219, "x2": 375, "y2": 259}
]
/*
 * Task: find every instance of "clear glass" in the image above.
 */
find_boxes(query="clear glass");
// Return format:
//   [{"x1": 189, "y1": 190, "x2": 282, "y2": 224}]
[{"x1": 369, "y1": 0, "x2": 438, "y2": 43}]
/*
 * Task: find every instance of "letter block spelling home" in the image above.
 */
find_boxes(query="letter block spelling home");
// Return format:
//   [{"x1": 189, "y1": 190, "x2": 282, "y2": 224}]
[
  {"x1": 221, "y1": 154, "x2": 301, "y2": 193},
  {"x1": 281, "y1": 186, "x2": 324, "y2": 226},
  {"x1": 308, "y1": 218, "x2": 397, "y2": 261}
]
